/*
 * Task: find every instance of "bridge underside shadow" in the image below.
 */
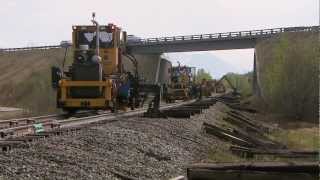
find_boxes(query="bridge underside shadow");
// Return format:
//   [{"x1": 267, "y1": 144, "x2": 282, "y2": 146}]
[{"x1": 129, "y1": 39, "x2": 256, "y2": 54}]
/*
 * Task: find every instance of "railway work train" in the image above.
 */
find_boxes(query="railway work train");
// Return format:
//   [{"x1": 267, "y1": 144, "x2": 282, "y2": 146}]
[
  {"x1": 51, "y1": 14, "x2": 201, "y2": 115},
  {"x1": 51, "y1": 14, "x2": 162, "y2": 114},
  {"x1": 164, "y1": 63, "x2": 198, "y2": 102}
]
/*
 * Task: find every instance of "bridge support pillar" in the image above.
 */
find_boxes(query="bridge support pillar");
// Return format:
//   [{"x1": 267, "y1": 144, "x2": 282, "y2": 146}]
[
  {"x1": 252, "y1": 50, "x2": 261, "y2": 97},
  {"x1": 154, "y1": 56, "x2": 162, "y2": 84},
  {"x1": 122, "y1": 53, "x2": 162, "y2": 84}
]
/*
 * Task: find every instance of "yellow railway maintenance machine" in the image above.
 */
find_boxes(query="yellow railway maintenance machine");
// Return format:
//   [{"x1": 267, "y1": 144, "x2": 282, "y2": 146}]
[
  {"x1": 52, "y1": 14, "x2": 130, "y2": 113},
  {"x1": 164, "y1": 64, "x2": 197, "y2": 103}
]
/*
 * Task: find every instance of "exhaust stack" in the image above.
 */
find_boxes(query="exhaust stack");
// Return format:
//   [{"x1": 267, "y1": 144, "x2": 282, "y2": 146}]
[{"x1": 91, "y1": 12, "x2": 100, "y2": 56}]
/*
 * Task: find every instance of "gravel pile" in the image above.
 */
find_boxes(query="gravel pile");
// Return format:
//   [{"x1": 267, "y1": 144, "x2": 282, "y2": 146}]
[{"x1": 0, "y1": 107, "x2": 221, "y2": 180}]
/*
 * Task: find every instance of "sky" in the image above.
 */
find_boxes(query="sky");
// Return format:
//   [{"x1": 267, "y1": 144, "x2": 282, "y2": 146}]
[
  {"x1": 166, "y1": 49, "x2": 255, "y2": 75},
  {"x1": 0, "y1": 0, "x2": 319, "y2": 74}
]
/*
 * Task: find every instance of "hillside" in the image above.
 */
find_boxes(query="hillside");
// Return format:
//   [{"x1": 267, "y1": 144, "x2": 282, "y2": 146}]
[
  {"x1": 255, "y1": 32, "x2": 319, "y2": 121},
  {"x1": 0, "y1": 49, "x2": 65, "y2": 115}
]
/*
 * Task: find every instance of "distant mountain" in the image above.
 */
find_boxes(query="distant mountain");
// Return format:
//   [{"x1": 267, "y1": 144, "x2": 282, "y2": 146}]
[{"x1": 164, "y1": 52, "x2": 244, "y2": 78}]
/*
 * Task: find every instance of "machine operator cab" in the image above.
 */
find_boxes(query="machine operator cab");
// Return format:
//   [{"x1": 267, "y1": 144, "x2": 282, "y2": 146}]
[
  {"x1": 52, "y1": 14, "x2": 127, "y2": 113},
  {"x1": 72, "y1": 18, "x2": 123, "y2": 76}
]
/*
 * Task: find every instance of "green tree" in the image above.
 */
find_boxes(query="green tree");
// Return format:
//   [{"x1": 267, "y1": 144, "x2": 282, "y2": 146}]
[
  {"x1": 225, "y1": 72, "x2": 253, "y2": 97},
  {"x1": 196, "y1": 69, "x2": 212, "y2": 83}
]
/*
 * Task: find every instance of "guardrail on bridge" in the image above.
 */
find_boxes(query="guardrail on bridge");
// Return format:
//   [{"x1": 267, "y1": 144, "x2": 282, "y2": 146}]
[
  {"x1": 0, "y1": 45, "x2": 61, "y2": 53},
  {"x1": 127, "y1": 26, "x2": 320, "y2": 45},
  {"x1": 0, "y1": 26, "x2": 319, "y2": 52}
]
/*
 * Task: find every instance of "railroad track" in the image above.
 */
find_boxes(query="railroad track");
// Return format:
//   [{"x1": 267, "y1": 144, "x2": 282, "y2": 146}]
[
  {"x1": 0, "y1": 93, "x2": 316, "y2": 179},
  {"x1": 1, "y1": 93, "x2": 316, "y2": 162},
  {"x1": 0, "y1": 98, "x2": 217, "y2": 151},
  {"x1": 0, "y1": 94, "x2": 247, "y2": 152},
  {"x1": 0, "y1": 110, "x2": 103, "y2": 130},
  {"x1": 0, "y1": 110, "x2": 114, "y2": 140}
]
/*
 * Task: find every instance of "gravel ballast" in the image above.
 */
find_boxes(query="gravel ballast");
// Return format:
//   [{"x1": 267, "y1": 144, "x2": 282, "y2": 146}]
[{"x1": 0, "y1": 106, "x2": 225, "y2": 180}]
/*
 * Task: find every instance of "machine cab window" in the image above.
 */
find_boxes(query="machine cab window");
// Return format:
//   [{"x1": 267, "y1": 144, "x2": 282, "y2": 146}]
[{"x1": 72, "y1": 25, "x2": 121, "y2": 49}]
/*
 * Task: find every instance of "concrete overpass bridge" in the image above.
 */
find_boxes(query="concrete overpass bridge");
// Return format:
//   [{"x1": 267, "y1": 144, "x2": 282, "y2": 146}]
[
  {"x1": 0, "y1": 26, "x2": 318, "y2": 53},
  {"x1": 127, "y1": 26, "x2": 319, "y2": 54},
  {"x1": 125, "y1": 25, "x2": 319, "y2": 94}
]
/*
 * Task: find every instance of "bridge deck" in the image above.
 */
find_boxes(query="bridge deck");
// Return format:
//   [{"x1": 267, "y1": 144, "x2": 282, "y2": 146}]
[
  {"x1": 127, "y1": 26, "x2": 319, "y2": 53},
  {"x1": 0, "y1": 26, "x2": 318, "y2": 54}
]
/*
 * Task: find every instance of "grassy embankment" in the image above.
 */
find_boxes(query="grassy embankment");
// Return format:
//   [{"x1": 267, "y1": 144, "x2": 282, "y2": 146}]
[
  {"x1": 270, "y1": 127, "x2": 319, "y2": 150},
  {"x1": 255, "y1": 32, "x2": 319, "y2": 152},
  {"x1": 256, "y1": 32, "x2": 319, "y2": 121},
  {"x1": 223, "y1": 32, "x2": 319, "y2": 121},
  {"x1": 0, "y1": 49, "x2": 66, "y2": 115},
  {"x1": 207, "y1": 32, "x2": 319, "y2": 162}
]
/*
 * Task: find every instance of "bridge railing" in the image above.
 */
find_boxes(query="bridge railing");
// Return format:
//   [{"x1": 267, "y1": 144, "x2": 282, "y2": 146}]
[
  {"x1": 1, "y1": 26, "x2": 318, "y2": 52},
  {"x1": 128, "y1": 26, "x2": 319, "y2": 45},
  {"x1": 0, "y1": 45, "x2": 61, "y2": 53}
]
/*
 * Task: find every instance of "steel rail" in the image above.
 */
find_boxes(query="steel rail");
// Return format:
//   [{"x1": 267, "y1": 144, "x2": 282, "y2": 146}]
[
  {"x1": 60, "y1": 100, "x2": 195, "y2": 127},
  {"x1": 0, "y1": 100, "x2": 195, "y2": 140},
  {"x1": 0, "y1": 111, "x2": 102, "y2": 130}
]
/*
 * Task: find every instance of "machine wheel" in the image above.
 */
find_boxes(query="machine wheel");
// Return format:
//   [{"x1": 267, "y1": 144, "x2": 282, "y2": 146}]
[
  {"x1": 64, "y1": 108, "x2": 77, "y2": 115},
  {"x1": 130, "y1": 98, "x2": 135, "y2": 110},
  {"x1": 165, "y1": 97, "x2": 172, "y2": 103},
  {"x1": 111, "y1": 99, "x2": 118, "y2": 113},
  {"x1": 111, "y1": 106, "x2": 117, "y2": 113}
]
